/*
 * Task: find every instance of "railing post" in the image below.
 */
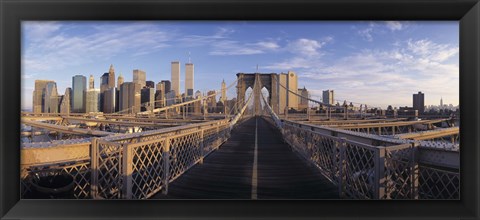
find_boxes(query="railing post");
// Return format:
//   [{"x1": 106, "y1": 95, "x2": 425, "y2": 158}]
[
  {"x1": 90, "y1": 137, "x2": 98, "y2": 199},
  {"x1": 122, "y1": 143, "x2": 133, "y2": 199},
  {"x1": 307, "y1": 107, "x2": 311, "y2": 121},
  {"x1": 411, "y1": 142, "x2": 419, "y2": 199},
  {"x1": 162, "y1": 138, "x2": 170, "y2": 195},
  {"x1": 285, "y1": 106, "x2": 288, "y2": 120},
  {"x1": 216, "y1": 126, "x2": 220, "y2": 148},
  {"x1": 199, "y1": 129, "x2": 204, "y2": 164},
  {"x1": 375, "y1": 147, "x2": 386, "y2": 199},
  {"x1": 337, "y1": 138, "x2": 346, "y2": 198}
]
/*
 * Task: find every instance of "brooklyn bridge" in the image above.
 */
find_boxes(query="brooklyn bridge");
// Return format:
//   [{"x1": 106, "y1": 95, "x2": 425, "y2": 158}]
[{"x1": 20, "y1": 73, "x2": 459, "y2": 200}]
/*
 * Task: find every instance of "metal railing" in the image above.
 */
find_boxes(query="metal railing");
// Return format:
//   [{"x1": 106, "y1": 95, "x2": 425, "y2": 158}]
[
  {"x1": 91, "y1": 119, "x2": 231, "y2": 199},
  {"x1": 281, "y1": 121, "x2": 459, "y2": 199}
]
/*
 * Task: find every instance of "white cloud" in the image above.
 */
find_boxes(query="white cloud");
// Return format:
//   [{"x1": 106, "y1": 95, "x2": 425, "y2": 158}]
[
  {"x1": 385, "y1": 21, "x2": 404, "y2": 31},
  {"x1": 22, "y1": 21, "x2": 62, "y2": 40},
  {"x1": 23, "y1": 23, "x2": 173, "y2": 74},
  {"x1": 357, "y1": 21, "x2": 408, "y2": 42},
  {"x1": 406, "y1": 39, "x2": 458, "y2": 62},
  {"x1": 357, "y1": 23, "x2": 375, "y2": 42},
  {"x1": 210, "y1": 40, "x2": 279, "y2": 56},
  {"x1": 287, "y1": 38, "x2": 326, "y2": 56},
  {"x1": 264, "y1": 37, "x2": 332, "y2": 70},
  {"x1": 268, "y1": 38, "x2": 459, "y2": 108}
]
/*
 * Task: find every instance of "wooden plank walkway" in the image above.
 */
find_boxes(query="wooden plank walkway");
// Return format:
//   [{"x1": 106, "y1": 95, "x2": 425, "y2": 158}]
[{"x1": 153, "y1": 116, "x2": 339, "y2": 199}]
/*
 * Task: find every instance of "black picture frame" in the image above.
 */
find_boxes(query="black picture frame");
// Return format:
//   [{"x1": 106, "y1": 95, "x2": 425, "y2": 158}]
[{"x1": 1, "y1": 0, "x2": 479, "y2": 219}]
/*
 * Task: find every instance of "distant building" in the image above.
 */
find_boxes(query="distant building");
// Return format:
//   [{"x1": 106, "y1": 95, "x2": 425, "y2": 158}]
[
  {"x1": 194, "y1": 90, "x2": 202, "y2": 114},
  {"x1": 108, "y1": 64, "x2": 116, "y2": 89},
  {"x1": 146, "y1": 81, "x2": 155, "y2": 89},
  {"x1": 117, "y1": 73, "x2": 124, "y2": 88},
  {"x1": 72, "y1": 75, "x2": 86, "y2": 113},
  {"x1": 103, "y1": 88, "x2": 116, "y2": 113},
  {"x1": 207, "y1": 90, "x2": 217, "y2": 113},
  {"x1": 86, "y1": 89, "x2": 100, "y2": 113},
  {"x1": 185, "y1": 63, "x2": 194, "y2": 97},
  {"x1": 119, "y1": 82, "x2": 141, "y2": 114},
  {"x1": 287, "y1": 71, "x2": 298, "y2": 110},
  {"x1": 99, "y1": 65, "x2": 116, "y2": 112},
  {"x1": 226, "y1": 98, "x2": 237, "y2": 115},
  {"x1": 165, "y1": 90, "x2": 176, "y2": 106},
  {"x1": 161, "y1": 80, "x2": 171, "y2": 93},
  {"x1": 413, "y1": 91, "x2": 425, "y2": 113},
  {"x1": 298, "y1": 87, "x2": 309, "y2": 110},
  {"x1": 133, "y1": 69, "x2": 146, "y2": 88},
  {"x1": 221, "y1": 80, "x2": 227, "y2": 104},
  {"x1": 171, "y1": 61, "x2": 180, "y2": 98},
  {"x1": 141, "y1": 87, "x2": 155, "y2": 112},
  {"x1": 89, "y1": 75, "x2": 95, "y2": 90},
  {"x1": 322, "y1": 90, "x2": 334, "y2": 105},
  {"x1": 44, "y1": 81, "x2": 59, "y2": 113},
  {"x1": 100, "y1": 73, "x2": 110, "y2": 94},
  {"x1": 155, "y1": 82, "x2": 165, "y2": 108},
  {"x1": 278, "y1": 71, "x2": 298, "y2": 113},
  {"x1": 60, "y1": 88, "x2": 71, "y2": 114},
  {"x1": 33, "y1": 80, "x2": 55, "y2": 113}
]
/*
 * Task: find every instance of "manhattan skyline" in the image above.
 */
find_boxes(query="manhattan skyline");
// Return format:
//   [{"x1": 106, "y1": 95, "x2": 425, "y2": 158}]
[{"x1": 21, "y1": 21, "x2": 459, "y2": 110}]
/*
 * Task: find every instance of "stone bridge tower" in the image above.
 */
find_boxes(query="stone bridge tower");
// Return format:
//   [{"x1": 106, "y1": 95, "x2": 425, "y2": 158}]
[{"x1": 236, "y1": 73, "x2": 279, "y2": 115}]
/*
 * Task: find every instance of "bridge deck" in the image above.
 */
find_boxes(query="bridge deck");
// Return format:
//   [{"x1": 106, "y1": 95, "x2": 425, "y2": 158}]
[{"x1": 153, "y1": 116, "x2": 339, "y2": 199}]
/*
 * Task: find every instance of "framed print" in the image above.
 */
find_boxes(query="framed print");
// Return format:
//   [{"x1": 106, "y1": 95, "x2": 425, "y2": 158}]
[{"x1": 1, "y1": 0, "x2": 479, "y2": 219}]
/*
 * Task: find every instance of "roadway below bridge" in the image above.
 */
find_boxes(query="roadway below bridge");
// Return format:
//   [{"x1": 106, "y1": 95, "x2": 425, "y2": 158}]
[{"x1": 154, "y1": 116, "x2": 339, "y2": 199}]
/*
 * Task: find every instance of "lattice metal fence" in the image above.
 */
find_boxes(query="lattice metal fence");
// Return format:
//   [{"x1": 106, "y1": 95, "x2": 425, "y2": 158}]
[
  {"x1": 91, "y1": 121, "x2": 231, "y2": 199},
  {"x1": 281, "y1": 121, "x2": 460, "y2": 200},
  {"x1": 21, "y1": 160, "x2": 91, "y2": 199},
  {"x1": 418, "y1": 165, "x2": 459, "y2": 199},
  {"x1": 91, "y1": 139, "x2": 124, "y2": 199}
]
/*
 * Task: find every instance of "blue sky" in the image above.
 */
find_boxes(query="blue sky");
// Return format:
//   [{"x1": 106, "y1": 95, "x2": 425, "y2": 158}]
[{"x1": 21, "y1": 21, "x2": 459, "y2": 110}]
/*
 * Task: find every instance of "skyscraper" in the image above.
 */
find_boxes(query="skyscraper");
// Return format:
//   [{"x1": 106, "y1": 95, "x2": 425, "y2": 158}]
[
  {"x1": 72, "y1": 75, "x2": 86, "y2": 113},
  {"x1": 108, "y1": 64, "x2": 116, "y2": 89},
  {"x1": 207, "y1": 90, "x2": 217, "y2": 113},
  {"x1": 185, "y1": 63, "x2": 194, "y2": 97},
  {"x1": 133, "y1": 69, "x2": 146, "y2": 88},
  {"x1": 33, "y1": 80, "x2": 55, "y2": 113},
  {"x1": 141, "y1": 87, "x2": 155, "y2": 112},
  {"x1": 440, "y1": 97, "x2": 443, "y2": 108},
  {"x1": 155, "y1": 82, "x2": 165, "y2": 108},
  {"x1": 86, "y1": 74, "x2": 97, "y2": 113},
  {"x1": 103, "y1": 88, "x2": 116, "y2": 113},
  {"x1": 44, "y1": 81, "x2": 59, "y2": 113},
  {"x1": 161, "y1": 80, "x2": 171, "y2": 93},
  {"x1": 287, "y1": 71, "x2": 298, "y2": 109},
  {"x1": 323, "y1": 90, "x2": 335, "y2": 105},
  {"x1": 117, "y1": 73, "x2": 124, "y2": 88},
  {"x1": 100, "y1": 65, "x2": 116, "y2": 112},
  {"x1": 119, "y1": 82, "x2": 142, "y2": 114},
  {"x1": 100, "y1": 73, "x2": 110, "y2": 94},
  {"x1": 60, "y1": 88, "x2": 71, "y2": 114},
  {"x1": 298, "y1": 87, "x2": 309, "y2": 110},
  {"x1": 171, "y1": 61, "x2": 180, "y2": 97},
  {"x1": 146, "y1": 81, "x2": 155, "y2": 89},
  {"x1": 86, "y1": 89, "x2": 100, "y2": 113},
  {"x1": 194, "y1": 90, "x2": 202, "y2": 114},
  {"x1": 89, "y1": 75, "x2": 94, "y2": 90},
  {"x1": 413, "y1": 91, "x2": 425, "y2": 113},
  {"x1": 221, "y1": 79, "x2": 227, "y2": 104}
]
